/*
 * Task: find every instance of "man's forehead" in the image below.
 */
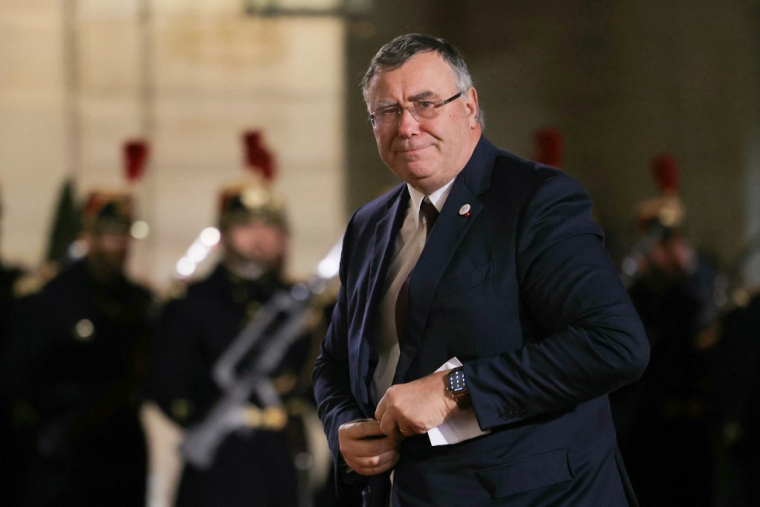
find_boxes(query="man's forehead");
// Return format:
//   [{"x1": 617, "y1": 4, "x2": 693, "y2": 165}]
[{"x1": 367, "y1": 52, "x2": 456, "y2": 104}]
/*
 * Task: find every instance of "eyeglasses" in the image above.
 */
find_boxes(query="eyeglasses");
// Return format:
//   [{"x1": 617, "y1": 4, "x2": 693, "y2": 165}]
[{"x1": 369, "y1": 92, "x2": 462, "y2": 130}]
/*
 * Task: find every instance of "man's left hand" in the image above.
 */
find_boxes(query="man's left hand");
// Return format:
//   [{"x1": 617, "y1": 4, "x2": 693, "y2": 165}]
[{"x1": 374, "y1": 370, "x2": 461, "y2": 436}]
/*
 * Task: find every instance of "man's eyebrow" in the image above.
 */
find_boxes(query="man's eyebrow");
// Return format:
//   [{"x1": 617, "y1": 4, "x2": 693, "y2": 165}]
[
  {"x1": 373, "y1": 99, "x2": 399, "y2": 109},
  {"x1": 372, "y1": 90, "x2": 437, "y2": 110},
  {"x1": 408, "y1": 91, "x2": 436, "y2": 102}
]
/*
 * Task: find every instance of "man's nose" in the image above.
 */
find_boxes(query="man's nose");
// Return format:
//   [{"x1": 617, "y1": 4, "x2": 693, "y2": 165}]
[{"x1": 397, "y1": 108, "x2": 420, "y2": 137}]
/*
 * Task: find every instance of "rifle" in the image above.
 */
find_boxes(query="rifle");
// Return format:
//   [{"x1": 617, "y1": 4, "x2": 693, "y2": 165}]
[
  {"x1": 180, "y1": 238, "x2": 342, "y2": 469},
  {"x1": 619, "y1": 218, "x2": 669, "y2": 288}
]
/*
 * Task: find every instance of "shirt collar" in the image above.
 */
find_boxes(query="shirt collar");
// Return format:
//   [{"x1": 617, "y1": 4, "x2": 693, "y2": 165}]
[{"x1": 406, "y1": 178, "x2": 456, "y2": 228}]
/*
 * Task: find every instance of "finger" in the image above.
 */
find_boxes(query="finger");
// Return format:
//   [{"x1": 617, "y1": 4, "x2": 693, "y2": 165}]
[
  {"x1": 350, "y1": 450, "x2": 401, "y2": 476},
  {"x1": 374, "y1": 397, "x2": 386, "y2": 422},
  {"x1": 378, "y1": 410, "x2": 398, "y2": 436},
  {"x1": 355, "y1": 448, "x2": 398, "y2": 469},
  {"x1": 340, "y1": 419, "x2": 383, "y2": 440},
  {"x1": 350, "y1": 434, "x2": 400, "y2": 458}
]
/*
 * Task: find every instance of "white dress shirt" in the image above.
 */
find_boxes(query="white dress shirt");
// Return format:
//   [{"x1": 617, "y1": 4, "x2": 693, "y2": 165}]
[{"x1": 370, "y1": 179, "x2": 455, "y2": 405}]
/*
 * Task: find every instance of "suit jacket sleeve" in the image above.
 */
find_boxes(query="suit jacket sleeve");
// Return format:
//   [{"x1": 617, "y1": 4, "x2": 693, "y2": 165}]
[
  {"x1": 312, "y1": 220, "x2": 367, "y2": 461},
  {"x1": 467, "y1": 173, "x2": 650, "y2": 430}
]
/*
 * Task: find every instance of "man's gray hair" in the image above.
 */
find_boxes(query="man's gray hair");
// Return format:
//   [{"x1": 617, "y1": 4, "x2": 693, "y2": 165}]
[{"x1": 361, "y1": 33, "x2": 485, "y2": 128}]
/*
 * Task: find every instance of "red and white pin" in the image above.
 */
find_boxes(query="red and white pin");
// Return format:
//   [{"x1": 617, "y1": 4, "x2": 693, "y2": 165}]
[{"x1": 459, "y1": 204, "x2": 471, "y2": 217}]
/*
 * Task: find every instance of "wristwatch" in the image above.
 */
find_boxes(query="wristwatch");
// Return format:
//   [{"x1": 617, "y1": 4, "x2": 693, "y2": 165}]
[{"x1": 446, "y1": 367, "x2": 470, "y2": 407}]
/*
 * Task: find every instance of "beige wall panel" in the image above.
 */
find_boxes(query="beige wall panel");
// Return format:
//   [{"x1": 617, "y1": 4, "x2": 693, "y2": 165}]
[
  {"x1": 78, "y1": 21, "x2": 141, "y2": 94},
  {"x1": 0, "y1": 104, "x2": 67, "y2": 264},
  {"x1": 151, "y1": 98, "x2": 284, "y2": 169},
  {"x1": 153, "y1": 0, "x2": 243, "y2": 17},
  {"x1": 0, "y1": 0, "x2": 59, "y2": 23},
  {"x1": 77, "y1": 0, "x2": 139, "y2": 18},
  {"x1": 153, "y1": 18, "x2": 341, "y2": 94},
  {"x1": 77, "y1": 97, "x2": 143, "y2": 185},
  {"x1": 0, "y1": 4, "x2": 65, "y2": 265}
]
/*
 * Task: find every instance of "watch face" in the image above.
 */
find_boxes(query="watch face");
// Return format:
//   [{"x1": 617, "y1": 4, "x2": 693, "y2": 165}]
[{"x1": 448, "y1": 369, "x2": 467, "y2": 395}]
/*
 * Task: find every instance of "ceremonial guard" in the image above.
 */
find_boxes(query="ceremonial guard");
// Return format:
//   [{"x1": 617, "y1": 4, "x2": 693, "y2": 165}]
[
  {"x1": 706, "y1": 227, "x2": 760, "y2": 504},
  {"x1": 0, "y1": 179, "x2": 153, "y2": 507},
  {"x1": 710, "y1": 289, "x2": 760, "y2": 506},
  {"x1": 611, "y1": 154, "x2": 717, "y2": 507},
  {"x1": 148, "y1": 133, "x2": 308, "y2": 507}
]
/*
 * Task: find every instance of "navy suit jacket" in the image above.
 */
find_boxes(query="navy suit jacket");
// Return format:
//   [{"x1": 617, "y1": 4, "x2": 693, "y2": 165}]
[{"x1": 313, "y1": 136, "x2": 649, "y2": 506}]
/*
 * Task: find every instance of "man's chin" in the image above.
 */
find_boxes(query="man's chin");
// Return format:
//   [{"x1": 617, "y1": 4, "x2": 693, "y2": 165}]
[
  {"x1": 401, "y1": 170, "x2": 441, "y2": 193},
  {"x1": 392, "y1": 162, "x2": 436, "y2": 182}
]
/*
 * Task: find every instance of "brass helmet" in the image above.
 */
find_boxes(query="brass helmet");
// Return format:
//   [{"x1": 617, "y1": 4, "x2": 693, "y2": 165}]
[
  {"x1": 80, "y1": 139, "x2": 149, "y2": 235},
  {"x1": 637, "y1": 153, "x2": 684, "y2": 233},
  {"x1": 218, "y1": 130, "x2": 287, "y2": 231},
  {"x1": 81, "y1": 189, "x2": 134, "y2": 235},
  {"x1": 217, "y1": 177, "x2": 288, "y2": 231}
]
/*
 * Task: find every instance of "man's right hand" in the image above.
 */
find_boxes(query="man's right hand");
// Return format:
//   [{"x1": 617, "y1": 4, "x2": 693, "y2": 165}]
[{"x1": 338, "y1": 419, "x2": 403, "y2": 476}]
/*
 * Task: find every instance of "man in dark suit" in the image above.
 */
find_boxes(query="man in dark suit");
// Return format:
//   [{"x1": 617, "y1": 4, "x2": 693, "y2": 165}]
[{"x1": 313, "y1": 33, "x2": 650, "y2": 506}]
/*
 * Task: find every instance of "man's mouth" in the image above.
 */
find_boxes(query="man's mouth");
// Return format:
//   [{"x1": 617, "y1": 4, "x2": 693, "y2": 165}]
[{"x1": 397, "y1": 144, "x2": 429, "y2": 154}]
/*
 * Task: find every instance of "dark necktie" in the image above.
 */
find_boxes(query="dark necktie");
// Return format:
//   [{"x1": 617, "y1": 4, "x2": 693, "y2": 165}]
[{"x1": 395, "y1": 198, "x2": 439, "y2": 346}]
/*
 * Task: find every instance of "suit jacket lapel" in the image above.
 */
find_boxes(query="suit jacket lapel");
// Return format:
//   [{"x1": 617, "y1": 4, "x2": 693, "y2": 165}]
[
  {"x1": 366, "y1": 186, "x2": 408, "y2": 309},
  {"x1": 393, "y1": 136, "x2": 498, "y2": 383}
]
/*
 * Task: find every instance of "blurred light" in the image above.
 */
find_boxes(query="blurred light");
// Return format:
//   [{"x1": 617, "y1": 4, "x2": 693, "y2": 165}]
[
  {"x1": 291, "y1": 283, "x2": 309, "y2": 301},
  {"x1": 131, "y1": 220, "x2": 150, "y2": 240},
  {"x1": 68, "y1": 239, "x2": 88, "y2": 260},
  {"x1": 621, "y1": 257, "x2": 637, "y2": 277},
  {"x1": 174, "y1": 227, "x2": 221, "y2": 279},
  {"x1": 733, "y1": 288, "x2": 751, "y2": 308},
  {"x1": 187, "y1": 244, "x2": 207, "y2": 263},
  {"x1": 294, "y1": 452, "x2": 314, "y2": 470},
  {"x1": 317, "y1": 238, "x2": 343, "y2": 280},
  {"x1": 75, "y1": 319, "x2": 94, "y2": 339},
  {"x1": 176, "y1": 257, "x2": 196, "y2": 277},
  {"x1": 200, "y1": 227, "x2": 221, "y2": 247}
]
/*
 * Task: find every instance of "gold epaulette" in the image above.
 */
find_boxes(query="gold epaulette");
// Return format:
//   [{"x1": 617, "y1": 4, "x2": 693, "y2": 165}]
[
  {"x1": 242, "y1": 404, "x2": 288, "y2": 431},
  {"x1": 12, "y1": 262, "x2": 58, "y2": 298},
  {"x1": 730, "y1": 286, "x2": 760, "y2": 309},
  {"x1": 170, "y1": 398, "x2": 194, "y2": 424},
  {"x1": 161, "y1": 279, "x2": 188, "y2": 303},
  {"x1": 272, "y1": 371, "x2": 298, "y2": 395}
]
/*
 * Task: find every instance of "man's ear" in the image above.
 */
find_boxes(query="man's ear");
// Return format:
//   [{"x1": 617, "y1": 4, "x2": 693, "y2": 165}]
[{"x1": 464, "y1": 87, "x2": 479, "y2": 128}]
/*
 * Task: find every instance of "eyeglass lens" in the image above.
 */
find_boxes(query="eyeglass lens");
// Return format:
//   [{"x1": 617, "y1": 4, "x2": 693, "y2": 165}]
[{"x1": 370, "y1": 92, "x2": 461, "y2": 130}]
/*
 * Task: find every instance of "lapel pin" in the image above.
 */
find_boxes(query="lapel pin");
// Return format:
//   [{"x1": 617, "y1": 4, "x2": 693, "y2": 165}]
[{"x1": 459, "y1": 204, "x2": 471, "y2": 217}]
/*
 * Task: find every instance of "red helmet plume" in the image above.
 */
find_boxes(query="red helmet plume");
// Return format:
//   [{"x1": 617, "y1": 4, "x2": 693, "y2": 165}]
[
  {"x1": 243, "y1": 130, "x2": 275, "y2": 182},
  {"x1": 123, "y1": 140, "x2": 150, "y2": 184},
  {"x1": 533, "y1": 127, "x2": 564, "y2": 169},
  {"x1": 650, "y1": 153, "x2": 679, "y2": 195}
]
